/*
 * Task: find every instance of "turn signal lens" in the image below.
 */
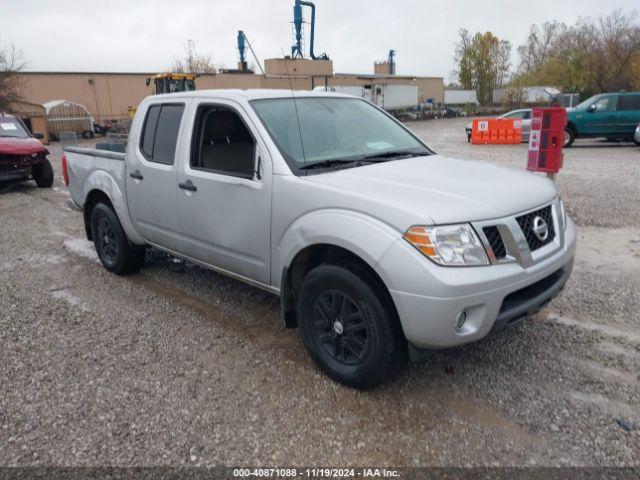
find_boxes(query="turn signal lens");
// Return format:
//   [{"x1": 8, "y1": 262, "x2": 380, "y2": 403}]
[
  {"x1": 403, "y1": 227, "x2": 437, "y2": 257},
  {"x1": 403, "y1": 224, "x2": 489, "y2": 266}
]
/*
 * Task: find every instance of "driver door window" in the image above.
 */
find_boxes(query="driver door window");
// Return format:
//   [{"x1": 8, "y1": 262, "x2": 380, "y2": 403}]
[
  {"x1": 191, "y1": 106, "x2": 256, "y2": 179},
  {"x1": 593, "y1": 96, "x2": 617, "y2": 112}
]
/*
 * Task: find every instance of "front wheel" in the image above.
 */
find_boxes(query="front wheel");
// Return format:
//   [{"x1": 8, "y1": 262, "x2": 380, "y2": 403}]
[
  {"x1": 91, "y1": 203, "x2": 145, "y2": 275},
  {"x1": 297, "y1": 264, "x2": 404, "y2": 389},
  {"x1": 32, "y1": 158, "x2": 54, "y2": 188},
  {"x1": 563, "y1": 127, "x2": 575, "y2": 148}
]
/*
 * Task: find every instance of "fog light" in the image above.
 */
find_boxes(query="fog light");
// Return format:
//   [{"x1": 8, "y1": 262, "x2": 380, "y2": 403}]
[{"x1": 455, "y1": 311, "x2": 467, "y2": 330}]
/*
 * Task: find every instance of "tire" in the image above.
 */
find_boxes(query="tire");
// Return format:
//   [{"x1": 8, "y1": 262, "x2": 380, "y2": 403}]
[
  {"x1": 90, "y1": 203, "x2": 145, "y2": 275},
  {"x1": 82, "y1": 130, "x2": 95, "y2": 139},
  {"x1": 634, "y1": 137, "x2": 640, "y2": 146},
  {"x1": 297, "y1": 264, "x2": 404, "y2": 389},
  {"x1": 563, "y1": 127, "x2": 575, "y2": 148},
  {"x1": 32, "y1": 158, "x2": 54, "y2": 188}
]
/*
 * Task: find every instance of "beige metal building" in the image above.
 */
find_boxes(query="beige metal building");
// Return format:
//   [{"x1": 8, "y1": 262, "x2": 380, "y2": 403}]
[{"x1": 15, "y1": 61, "x2": 444, "y2": 124}]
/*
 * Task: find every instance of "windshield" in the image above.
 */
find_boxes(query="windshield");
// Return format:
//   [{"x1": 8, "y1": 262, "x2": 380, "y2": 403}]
[
  {"x1": 251, "y1": 97, "x2": 431, "y2": 172},
  {"x1": 0, "y1": 117, "x2": 29, "y2": 138},
  {"x1": 573, "y1": 94, "x2": 603, "y2": 111}
]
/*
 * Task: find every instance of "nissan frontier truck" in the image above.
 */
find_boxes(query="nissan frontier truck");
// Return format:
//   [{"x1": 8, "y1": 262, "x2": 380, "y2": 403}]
[{"x1": 63, "y1": 90, "x2": 576, "y2": 389}]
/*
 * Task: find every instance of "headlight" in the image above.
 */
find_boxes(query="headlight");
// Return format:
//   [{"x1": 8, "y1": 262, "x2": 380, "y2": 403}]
[{"x1": 403, "y1": 224, "x2": 489, "y2": 266}]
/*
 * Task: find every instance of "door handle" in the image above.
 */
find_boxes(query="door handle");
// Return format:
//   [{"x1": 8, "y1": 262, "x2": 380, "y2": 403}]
[
  {"x1": 129, "y1": 170, "x2": 143, "y2": 180},
  {"x1": 179, "y1": 180, "x2": 197, "y2": 192}
]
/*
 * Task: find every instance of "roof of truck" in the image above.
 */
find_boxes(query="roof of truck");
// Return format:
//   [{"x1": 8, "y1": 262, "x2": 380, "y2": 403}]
[{"x1": 147, "y1": 89, "x2": 354, "y2": 103}]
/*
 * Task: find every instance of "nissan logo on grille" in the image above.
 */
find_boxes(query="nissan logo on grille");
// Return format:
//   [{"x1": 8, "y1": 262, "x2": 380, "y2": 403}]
[{"x1": 532, "y1": 216, "x2": 549, "y2": 242}]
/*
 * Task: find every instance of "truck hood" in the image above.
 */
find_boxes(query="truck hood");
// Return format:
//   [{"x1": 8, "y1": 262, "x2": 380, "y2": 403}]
[
  {"x1": 306, "y1": 155, "x2": 558, "y2": 225},
  {"x1": 0, "y1": 137, "x2": 48, "y2": 156}
]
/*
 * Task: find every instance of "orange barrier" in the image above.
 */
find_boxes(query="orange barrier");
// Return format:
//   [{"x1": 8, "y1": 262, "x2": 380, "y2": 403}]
[{"x1": 471, "y1": 118, "x2": 522, "y2": 145}]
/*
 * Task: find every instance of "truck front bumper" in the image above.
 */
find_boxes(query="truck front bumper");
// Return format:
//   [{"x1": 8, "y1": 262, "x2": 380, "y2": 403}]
[{"x1": 377, "y1": 216, "x2": 577, "y2": 350}]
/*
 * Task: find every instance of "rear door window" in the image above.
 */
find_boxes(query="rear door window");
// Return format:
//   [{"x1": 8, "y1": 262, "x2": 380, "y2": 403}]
[
  {"x1": 139, "y1": 104, "x2": 185, "y2": 165},
  {"x1": 618, "y1": 94, "x2": 640, "y2": 111}
]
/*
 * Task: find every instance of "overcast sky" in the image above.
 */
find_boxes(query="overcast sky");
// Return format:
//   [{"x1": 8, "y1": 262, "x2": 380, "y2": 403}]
[{"x1": 2, "y1": 0, "x2": 637, "y2": 78}]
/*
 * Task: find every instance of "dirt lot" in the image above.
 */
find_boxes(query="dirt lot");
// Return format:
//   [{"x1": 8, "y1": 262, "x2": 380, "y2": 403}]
[{"x1": 1, "y1": 118, "x2": 638, "y2": 467}]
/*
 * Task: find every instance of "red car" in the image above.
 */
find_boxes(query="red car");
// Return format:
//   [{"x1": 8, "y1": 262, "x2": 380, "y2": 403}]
[{"x1": 0, "y1": 113, "x2": 53, "y2": 188}]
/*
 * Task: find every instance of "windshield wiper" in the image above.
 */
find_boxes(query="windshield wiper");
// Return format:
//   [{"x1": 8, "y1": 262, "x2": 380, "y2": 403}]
[
  {"x1": 299, "y1": 150, "x2": 427, "y2": 171},
  {"x1": 358, "y1": 150, "x2": 427, "y2": 162},
  {"x1": 299, "y1": 159, "x2": 360, "y2": 171}
]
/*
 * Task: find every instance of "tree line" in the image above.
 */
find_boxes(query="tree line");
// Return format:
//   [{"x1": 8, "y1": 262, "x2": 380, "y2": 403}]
[{"x1": 452, "y1": 10, "x2": 640, "y2": 105}]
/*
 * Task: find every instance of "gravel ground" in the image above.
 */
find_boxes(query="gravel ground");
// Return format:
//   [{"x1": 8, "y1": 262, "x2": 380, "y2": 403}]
[{"x1": 0, "y1": 120, "x2": 638, "y2": 467}]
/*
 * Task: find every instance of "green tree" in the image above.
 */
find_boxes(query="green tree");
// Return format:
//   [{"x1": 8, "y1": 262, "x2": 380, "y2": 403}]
[
  {"x1": 514, "y1": 10, "x2": 640, "y2": 97},
  {"x1": 453, "y1": 30, "x2": 511, "y2": 105}
]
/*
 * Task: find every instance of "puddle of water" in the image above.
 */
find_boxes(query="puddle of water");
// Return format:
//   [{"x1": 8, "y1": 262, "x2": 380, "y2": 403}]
[{"x1": 63, "y1": 238, "x2": 99, "y2": 263}]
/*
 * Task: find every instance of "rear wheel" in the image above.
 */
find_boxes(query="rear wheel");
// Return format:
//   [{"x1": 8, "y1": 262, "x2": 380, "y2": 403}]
[
  {"x1": 82, "y1": 130, "x2": 95, "y2": 139},
  {"x1": 32, "y1": 158, "x2": 54, "y2": 188},
  {"x1": 563, "y1": 127, "x2": 575, "y2": 148},
  {"x1": 91, "y1": 203, "x2": 145, "y2": 275},
  {"x1": 297, "y1": 264, "x2": 404, "y2": 389}
]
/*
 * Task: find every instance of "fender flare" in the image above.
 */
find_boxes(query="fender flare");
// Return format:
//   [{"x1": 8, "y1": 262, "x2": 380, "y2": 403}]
[
  {"x1": 83, "y1": 170, "x2": 146, "y2": 245},
  {"x1": 274, "y1": 208, "x2": 401, "y2": 291}
]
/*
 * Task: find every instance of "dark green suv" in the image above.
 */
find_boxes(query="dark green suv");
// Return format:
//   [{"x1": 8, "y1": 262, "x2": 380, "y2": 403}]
[{"x1": 564, "y1": 92, "x2": 640, "y2": 147}]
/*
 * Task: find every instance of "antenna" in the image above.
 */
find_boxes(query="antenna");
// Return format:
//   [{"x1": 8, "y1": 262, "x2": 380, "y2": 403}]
[{"x1": 281, "y1": 48, "x2": 307, "y2": 170}]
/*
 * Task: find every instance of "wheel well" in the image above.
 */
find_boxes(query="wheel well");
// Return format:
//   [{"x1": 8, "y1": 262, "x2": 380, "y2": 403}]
[
  {"x1": 566, "y1": 121, "x2": 577, "y2": 135},
  {"x1": 281, "y1": 244, "x2": 400, "y2": 332},
  {"x1": 83, "y1": 190, "x2": 113, "y2": 240}
]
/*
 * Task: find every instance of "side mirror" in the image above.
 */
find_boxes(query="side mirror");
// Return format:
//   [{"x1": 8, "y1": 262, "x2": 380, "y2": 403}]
[
  {"x1": 588, "y1": 104, "x2": 597, "y2": 113},
  {"x1": 33, "y1": 132, "x2": 45, "y2": 140}
]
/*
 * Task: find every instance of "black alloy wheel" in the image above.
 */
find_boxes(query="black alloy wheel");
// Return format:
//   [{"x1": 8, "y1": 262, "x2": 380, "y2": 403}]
[
  {"x1": 90, "y1": 203, "x2": 145, "y2": 275},
  {"x1": 297, "y1": 264, "x2": 405, "y2": 389},
  {"x1": 95, "y1": 214, "x2": 119, "y2": 267},
  {"x1": 312, "y1": 289, "x2": 370, "y2": 366}
]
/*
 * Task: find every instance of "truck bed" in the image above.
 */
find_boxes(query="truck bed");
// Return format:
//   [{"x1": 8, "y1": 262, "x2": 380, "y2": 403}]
[{"x1": 64, "y1": 146, "x2": 127, "y2": 209}]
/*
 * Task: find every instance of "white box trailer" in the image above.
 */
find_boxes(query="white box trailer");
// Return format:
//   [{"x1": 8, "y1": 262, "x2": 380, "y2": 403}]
[
  {"x1": 374, "y1": 85, "x2": 418, "y2": 111},
  {"x1": 444, "y1": 90, "x2": 478, "y2": 105},
  {"x1": 314, "y1": 84, "x2": 418, "y2": 112}
]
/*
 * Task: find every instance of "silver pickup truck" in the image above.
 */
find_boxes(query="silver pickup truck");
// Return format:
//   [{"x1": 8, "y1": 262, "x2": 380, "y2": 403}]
[{"x1": 64, "y1": 90, "x2": 576, "y2": 389}]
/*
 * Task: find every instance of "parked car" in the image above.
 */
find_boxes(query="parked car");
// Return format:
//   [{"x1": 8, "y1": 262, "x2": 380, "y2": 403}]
[
  {"x1": 564, "y1": 92, "x2": 640, "y2": 147},
  {"x1": 466, "y1": 109, "x2": 532, "y2": 142},
  {"x1": 63, "y1": 90, "x2": 576, "y2": 389},
  {"x1": 0, "y1": 113, "x2": 54, "y2": 188}
]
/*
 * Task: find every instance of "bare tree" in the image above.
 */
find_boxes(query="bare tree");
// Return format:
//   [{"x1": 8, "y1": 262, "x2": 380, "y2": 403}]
[
  {"x1": 0, "y1": 42, "x2": 24, "y2": 111},
  {"x1": 171, "y1": 40, "x2": 217, "y2": 74}
]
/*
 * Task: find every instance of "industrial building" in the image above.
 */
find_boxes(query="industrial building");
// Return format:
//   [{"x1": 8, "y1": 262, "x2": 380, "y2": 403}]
[
  {"x1": 14, "y1": 62, "x2": 444, "y2": 124},
  {"x1": 11, "y1": 0, "x2": 444, "y2": 132}
]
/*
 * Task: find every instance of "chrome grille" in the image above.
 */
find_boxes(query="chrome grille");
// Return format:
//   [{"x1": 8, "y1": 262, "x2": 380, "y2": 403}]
[
  {"x1": 483, "y1": 226, "x2": 507, "y2": 259},
  {"x1": 516, "y1": 206, "x2": 555, "y2": 251}
]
